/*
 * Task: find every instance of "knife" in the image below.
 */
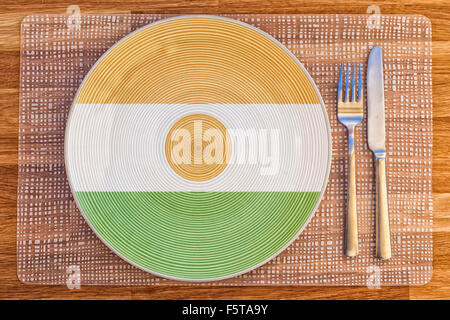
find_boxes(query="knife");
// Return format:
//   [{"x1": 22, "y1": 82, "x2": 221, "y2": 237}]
[{"x1": 367, "y1": 46, "x2": 392, "y2": 260}]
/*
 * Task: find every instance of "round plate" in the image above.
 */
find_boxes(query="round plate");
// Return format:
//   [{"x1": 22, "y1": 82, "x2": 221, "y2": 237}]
[{"x1": 65, "y1": 15, "x2": 331, "y2": 281}]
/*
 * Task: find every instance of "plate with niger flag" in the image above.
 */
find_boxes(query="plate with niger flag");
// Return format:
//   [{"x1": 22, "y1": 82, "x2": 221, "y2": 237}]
[{"x1": 65, "y1": 15, "x2": 331, "y2": 281}]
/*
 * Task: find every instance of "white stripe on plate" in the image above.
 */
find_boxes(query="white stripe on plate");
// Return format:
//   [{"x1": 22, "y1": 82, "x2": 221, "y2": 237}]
[{"x1": 66, "y1": 104, "x2": 329, "y2": 192}]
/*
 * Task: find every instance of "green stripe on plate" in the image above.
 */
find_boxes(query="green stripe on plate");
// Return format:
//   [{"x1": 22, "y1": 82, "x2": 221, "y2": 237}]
[{"x1": 76, "y1": 191, "x2": 320, "y2": 280}]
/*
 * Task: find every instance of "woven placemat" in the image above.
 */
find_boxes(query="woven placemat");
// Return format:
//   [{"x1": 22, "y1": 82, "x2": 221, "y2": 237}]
[{"x1": 17, "y1": 14, "x2": 432, "y2": 286}]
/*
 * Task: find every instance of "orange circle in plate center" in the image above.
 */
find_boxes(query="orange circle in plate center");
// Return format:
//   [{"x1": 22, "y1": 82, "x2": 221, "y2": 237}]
[{"x1": 165, "y1": 113, "x2": 232, "y2": 181}]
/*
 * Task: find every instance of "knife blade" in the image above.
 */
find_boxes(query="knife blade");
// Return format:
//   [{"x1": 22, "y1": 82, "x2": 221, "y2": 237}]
[
  {"x1": 367, "y1": 46, "x2": 385, "y2": 154},
  {"x1": 367, "y1": 46, "x2": 392, "y2": 260}
]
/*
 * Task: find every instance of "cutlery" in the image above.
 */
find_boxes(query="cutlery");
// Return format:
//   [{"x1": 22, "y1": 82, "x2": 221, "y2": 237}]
[
  {"x1": 337, "y1": 63, "x2": 363, "y2": 257},
  {"x1": 367, "y1": 46, "x2": 392, "y2": 260}
]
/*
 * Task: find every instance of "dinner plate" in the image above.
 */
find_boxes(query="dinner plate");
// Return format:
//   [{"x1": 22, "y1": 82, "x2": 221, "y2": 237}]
[{"x1": 65, "y1": 15, "x2": 331, "y2": 281}]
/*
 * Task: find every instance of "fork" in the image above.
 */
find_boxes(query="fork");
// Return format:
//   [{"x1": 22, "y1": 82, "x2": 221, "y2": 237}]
[{"x1": 337, "y1": 63, "x2": 363, "y2": 257}]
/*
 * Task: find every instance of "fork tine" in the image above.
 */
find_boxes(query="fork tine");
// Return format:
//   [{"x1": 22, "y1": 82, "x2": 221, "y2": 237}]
[
  {"x1": 351, "y1": 63, "x2": 356, "y2": 102},
  {"x1": 357, "y1": 63, "x2": 362, "y2": 101},
  {"x1": 338, "y1": 63, "x2": 343, "y2": 102},
  {"x1": 344, "y1": 63, "x2": 349, "y2": 102}
]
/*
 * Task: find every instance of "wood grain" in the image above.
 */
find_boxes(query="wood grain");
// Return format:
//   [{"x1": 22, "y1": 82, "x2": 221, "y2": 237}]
[{"x1": 0, "y1": 0, "x2": 449, "y2": 300}]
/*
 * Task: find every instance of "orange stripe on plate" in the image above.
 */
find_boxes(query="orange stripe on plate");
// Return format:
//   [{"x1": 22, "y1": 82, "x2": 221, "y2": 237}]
[{"x1": 76, "y1": 17, "x2": 319, "y2": 105}]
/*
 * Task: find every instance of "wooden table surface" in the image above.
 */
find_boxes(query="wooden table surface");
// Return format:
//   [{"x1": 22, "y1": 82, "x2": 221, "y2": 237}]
[{"x1": 1, "y1": 0, "x2": 449, "y2": 300}]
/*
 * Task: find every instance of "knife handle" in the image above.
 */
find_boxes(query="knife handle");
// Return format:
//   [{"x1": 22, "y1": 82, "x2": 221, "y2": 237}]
[
  {"x1": 375, "y1": 156, "x2": 391, "y2": 260},
  {"x1": 345, "y1": 129, "x2": 358, "y2": 257}
]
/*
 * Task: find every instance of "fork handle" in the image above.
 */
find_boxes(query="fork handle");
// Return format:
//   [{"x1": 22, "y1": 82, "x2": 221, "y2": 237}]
[
  {"x1": 375, "y1": 156, "x2": 391, "y2": 260},
  {"x1": 345, "y1": 129, "x2": 358, "y2": 257}
]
